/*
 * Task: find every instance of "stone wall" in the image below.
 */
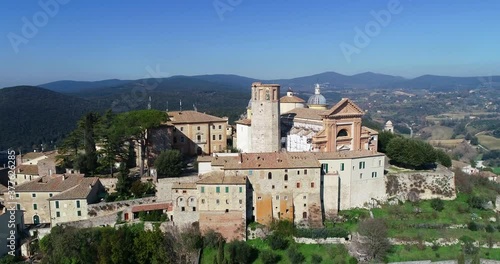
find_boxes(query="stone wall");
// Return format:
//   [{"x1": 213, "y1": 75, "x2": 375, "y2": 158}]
[
  {"x1": 293, "y1": 237, "x2": 348, "y2": 244},
  {"x1": 88, "y1": 197, "x2": 157, "y2": 217},
  {"x1": 156, "y1": 176, "x2": 200, "y2": 202},
  {"x1": 61, "y1": 212, "x2": 118, "y2": 228},
  {"x1": 385, "y1": 168, "x2": 455, "y2": 201},
  {"x1": 199, "y1": 211, "x2": 246, "y2": 241}
]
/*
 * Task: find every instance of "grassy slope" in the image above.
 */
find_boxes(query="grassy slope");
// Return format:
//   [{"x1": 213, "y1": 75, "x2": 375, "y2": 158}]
[{"x1": 478, "y1": 135, "x2": 500, "y2": 150}]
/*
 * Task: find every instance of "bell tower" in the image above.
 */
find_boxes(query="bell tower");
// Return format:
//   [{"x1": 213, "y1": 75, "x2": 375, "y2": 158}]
[{"x1": 250, "y1": 82, "x2": 281, "y2": 153}]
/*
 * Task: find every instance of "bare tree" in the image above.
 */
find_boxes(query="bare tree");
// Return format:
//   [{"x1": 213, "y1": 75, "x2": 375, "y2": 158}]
[{"x1": 349, "y1": 218, "x2": 391, "y2": 262}]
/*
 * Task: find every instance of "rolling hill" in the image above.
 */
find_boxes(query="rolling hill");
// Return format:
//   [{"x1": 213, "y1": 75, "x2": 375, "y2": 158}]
[
  {"x1": 38, "y1": 79, "x2": 132, "y2": 93},
  {"x1": 0, "y1": 86, "x2": 101, "y2": 151}
]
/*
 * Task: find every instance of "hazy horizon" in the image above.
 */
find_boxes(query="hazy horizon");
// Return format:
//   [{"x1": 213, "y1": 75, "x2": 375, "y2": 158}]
[{"x1": 2, "y1": 1, "x2": 500, "y2": 87}]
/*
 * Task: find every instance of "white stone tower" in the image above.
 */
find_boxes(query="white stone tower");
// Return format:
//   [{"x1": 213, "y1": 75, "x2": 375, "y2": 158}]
[
  {"x1": 250, "y1": 82, "x2": 281, "y2": 152},
  {"x1": 384, "y1": 120, "x2": 394, "y2": 133}
]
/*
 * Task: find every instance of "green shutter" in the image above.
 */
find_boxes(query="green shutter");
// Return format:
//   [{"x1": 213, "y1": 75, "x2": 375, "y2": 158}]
[
  {"x1": 341, "y1": 163, "x2": 344, "y2": 171},
  {"x1": 225, "y1": 187, "x2": 229, "y2": 193},
  {"x1": 33, "y1": 204, "x2": 37, "y2": 210},
  {"x1": 55, "y1": 201, "x2": 59, "y2": 208},
  {"x1": 239, "y1": 186, "x2": 243, "y2": 193},
  {"x1": 201, "y1": 186, "x2": 205, "y2": 193},
  {"x1": 216, "y1": 187, "x2": 220, "y2": 193}
]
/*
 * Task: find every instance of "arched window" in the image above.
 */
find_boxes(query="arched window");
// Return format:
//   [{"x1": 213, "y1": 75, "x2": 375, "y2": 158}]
[
  {"x1": 337, "y1": 129, "x2": 348, "y2": 137},
  {"x1": 268, "y1": 172, "x2": 272, "y2": 179},
  {"x1": 284, "y1": 174, "x2": 288, "y2": 181}
]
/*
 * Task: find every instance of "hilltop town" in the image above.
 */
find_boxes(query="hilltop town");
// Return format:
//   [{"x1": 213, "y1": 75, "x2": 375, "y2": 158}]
[{"x1": 1, "y1": 82, "x2": 498, "y2": 263}]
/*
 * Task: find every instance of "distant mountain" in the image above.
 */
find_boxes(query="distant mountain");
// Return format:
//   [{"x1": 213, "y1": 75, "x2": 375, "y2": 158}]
[
  {"x1": 0, "y1": 86, "x2": 100, "y2": 151},
  {"x1": 38, "y1": 79, "x2": 132, "y2": 93},
  {"x1": 389, "y1": 75, "x2": 500, "y2": 90},
  {"x1": 269, "y1": 71, "x2": 406, "y2": 90},
  {"x1": 191, "y1": 74, "x2": 259, "y2": 88}
]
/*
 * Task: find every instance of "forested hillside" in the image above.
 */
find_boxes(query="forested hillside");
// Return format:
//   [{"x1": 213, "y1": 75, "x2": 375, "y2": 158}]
[{"x1": 0, "y1": 86, "x2": 101, "y2": 151}]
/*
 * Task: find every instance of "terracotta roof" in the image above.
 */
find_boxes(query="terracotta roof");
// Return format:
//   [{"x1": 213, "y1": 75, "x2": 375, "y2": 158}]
[
  {"x1": 214, "y1": 152, "x2": 320, "y2": 170},
  {"x1": 235, "y1": 119, "x2": 251, "y2": 125},
  {"x1": 281, "y1": 108, "x2": 327, "y2": 121},
  {"x1": 309, "y1": 150, "x2": 385, "y2": 160},
  {"x1": 324, "y1": 98, "x2": 364, "y2": 117},
  {"x1": 0, "y1": 184, "x2": 7, "y2": 195},
  {"x1": 16, "y1": 165, "x2": 39, "y2": 175},
  {"x1": 362, "y1": 126, "x2": 379, "y2": 135},
  {"x1": 21, "y1": 152, "x2": 46, "y2": 160},
  {"x1": 167, "y1": 111, "x2": 227, "y2": 124},
  {"x1": 197, "y1": 156, "x2": 213, "y2": 162},
  {"x1": 171, "y1": 182, "x2": 197, "y2": 189},
  {"x1": 196, "y1": 171, "x2": 246, "y2": 185},
  {"x1": 132, "y1": 202, "x2": 173, "y2": 213},
  {"x1": 280, "y1": 95, "x2": 305, "y2": 103},
  {"x1": 48, "y1": 177, "x2": 100, "y2": 200},
  {"x1": 15, "y1": 173, "x2": 86, "y2": 193}
]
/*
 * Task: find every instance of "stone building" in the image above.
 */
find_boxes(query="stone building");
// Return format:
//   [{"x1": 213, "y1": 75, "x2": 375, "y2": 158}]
[
  {"x1": 282, "y1": 99, "x2": 378, "y2": 152},
  {"x1": 280, "y1": 88, "x2": 306, "y2": 114},
  {"x1": 249, "y1": 82, "x2": 281, "y2": 153},
  {"x1": 48, "y1": 177, "x2": 105, "y2": 226},
  {"x1": 6, "y1": 173, "x2": 104, "y2": 225},
  {"x1": 384, "y1": 120, "x2": 394, "y2": 133},
  {"x1": 197, "y1": 172, "x2": 247, "y2": 241},
  {"x1": 13, "y1": 151, "x2": 57, "y2": 186},
  {"x1": 167, "y1": 110, "x2": 228, "y2": 155}
]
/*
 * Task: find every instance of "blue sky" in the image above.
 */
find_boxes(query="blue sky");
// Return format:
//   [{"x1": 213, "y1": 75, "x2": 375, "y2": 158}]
[{"x1": 1, "y1": 0, "x2": 500, "y2": 87}]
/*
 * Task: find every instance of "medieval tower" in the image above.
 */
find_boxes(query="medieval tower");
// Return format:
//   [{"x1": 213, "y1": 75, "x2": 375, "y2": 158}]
[{"x1": 250, "y1": 82, "x2": 281, "y2": 152}]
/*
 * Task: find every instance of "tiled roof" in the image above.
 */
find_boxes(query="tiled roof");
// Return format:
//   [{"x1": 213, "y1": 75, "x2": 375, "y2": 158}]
[
  {"x1": 309, "y1": 150, "x2": 385, "y2": 160},
  {"x1": 281, "y1": 108, "x2": 327, "y2": 121},
  {"x1": 171, "y1": 182, "x2": 197, "y2": 189},
  {"x1": 167, "y1": 111, "x2": 227, "y2": 124},
  {"x1": 214, "y1": 152, "x2": 320, "y2": 170},
  {"x1": 324, "y1": 98, "x2": 364, "y2": 117},
  {"x1": 196, "y1": 171, "x2": 246, "y2": 185},
  {"x1": 132, "y1": 202, "x2": 173, "y2": 213},
  {"x1": 21, "y1": 152, "x2": 46, "y2": 160},
  {"x1": 49, "y1": 177, "x2": 100, "y2": 200},
  {"x1": 16, "y1": 165, "x2": 39, "y2": 175},
  {"x1": 0, "y1": 184, "x2": 7, "y2": 195},
  {"x1": 280, "y1": 95, "x2": 305, "y2": 103},
  {"x1": 362, "y1": 126, "x2": 379, "y2": 135},
  {"x1": 235, "y1": 119, "x2": 251, "y2": 125},
  {"x1": 15, "y1": 173, "x2": 86, "y2": 193},
  {"x1": 197, "y1": 156, "x2": 213, "y2": 162}
]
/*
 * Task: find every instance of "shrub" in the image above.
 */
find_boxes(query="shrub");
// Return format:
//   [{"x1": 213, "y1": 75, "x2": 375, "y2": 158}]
[
  {"x1": 287, "y1": 245, "x2": 305, "y2": 264},
  {"x1": 456, "y1": 203, "x2": 469, "y2": 214},
  {"x1": 267, "y1": 234, "x2": 289, "y2": 250},
  {"x1": 227, "y1": 241, "x2": 258, "y2": 264},
  {"x1": 468, "y1": 196, "x2": 487, "y2": 210},
  {"x1": 311, "y1": 254, "x2": 323, "y2": 264},
  {"x1": 485, "y1": 224, "x2": 495, "y2": 233},
  {"x1": 468, "y1": 221, "x2": 479, "y2": 231},
  {"x1": 430, "y1": 198, "x2": 445, "y2": 212},
  {"x1": 261, "y1": 250, "x2": 280, "y2": 264},
  {"x1": 270, "y1": 220, "x2": 295, "y2": 237},
  {"x1": 203, "y1": 230, "x2": 225, "y2": 249}
]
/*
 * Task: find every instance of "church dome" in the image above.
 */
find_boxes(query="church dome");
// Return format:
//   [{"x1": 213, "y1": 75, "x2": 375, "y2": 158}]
[
  {"x1": 307, "y1": 94, "x2": 326, "y2": 105},
  {"x1": 307, "y1": 84, "x2": 326, "y2": 106}
]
